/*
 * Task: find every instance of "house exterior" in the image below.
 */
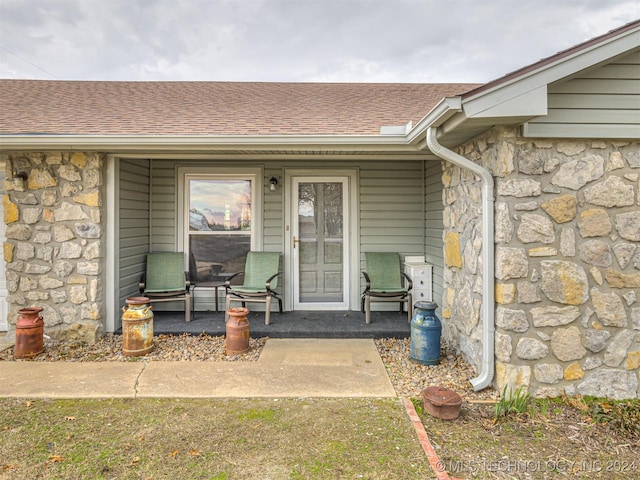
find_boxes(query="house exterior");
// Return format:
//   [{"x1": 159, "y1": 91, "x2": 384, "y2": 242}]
[{"x1": 1, "y1": 20, "x2": 639, "y2": 398}]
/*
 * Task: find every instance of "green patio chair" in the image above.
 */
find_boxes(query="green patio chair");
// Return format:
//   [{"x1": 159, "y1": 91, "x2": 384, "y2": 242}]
[
  {"x1": 139, "y1": 252, "x2": 191, "y2": 322},
  {"x1": 361, "y1": 252, "x2": 413, "y2": 324},
  {"x1": 225, "y1": 252, "x2": 282, "y2": 325}
]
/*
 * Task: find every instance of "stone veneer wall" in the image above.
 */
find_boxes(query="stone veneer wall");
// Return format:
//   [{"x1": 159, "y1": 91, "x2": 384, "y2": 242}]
[
  {"x1": 442, "y1": 126, "x2": 640, "y2": 399},
  {"x1": 3, "y1": 152, "x2": 105, "y2": 342}
]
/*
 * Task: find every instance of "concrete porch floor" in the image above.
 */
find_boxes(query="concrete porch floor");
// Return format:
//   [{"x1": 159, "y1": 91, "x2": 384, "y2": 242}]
[
  {"x1": 151, "y1": 309, "x2": 411, "y2": 338},
  {"x1": 0, "y1": 310, "x2": 410, "y2": 347}
]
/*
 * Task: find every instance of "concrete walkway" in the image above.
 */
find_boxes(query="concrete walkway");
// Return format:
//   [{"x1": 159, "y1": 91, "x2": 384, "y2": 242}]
[{"x1": 0, "y1": 338, "x2": 396, "y2": 398}]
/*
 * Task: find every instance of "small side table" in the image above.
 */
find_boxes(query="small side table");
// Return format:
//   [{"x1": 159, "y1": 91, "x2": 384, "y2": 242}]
[
  {"x1": 192, "y1": 281, "x2": 226, "y2": 318},
  {"x1": 404, "y1": 261, "x2": 433, "y2": 303}
]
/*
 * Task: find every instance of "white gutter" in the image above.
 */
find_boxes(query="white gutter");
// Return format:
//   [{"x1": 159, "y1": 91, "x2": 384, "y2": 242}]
[
  {"x1": 0, "y1": 133, "x2": 413, "y2": 152},
  {"x1": 425, "y1": 125, "x2": 495, "y2": 392},
  {"x1": 406, "y1": 97, "x2": 463, "y2": 145}
]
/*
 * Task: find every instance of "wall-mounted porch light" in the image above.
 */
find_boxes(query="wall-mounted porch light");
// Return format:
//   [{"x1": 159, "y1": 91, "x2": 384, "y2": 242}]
[
  {"x1": 269, "y1": 177, "x2": 279, "y2": 192},
  {"x1": 13, "y1": 172, "x2": 28, "y2": 190}
]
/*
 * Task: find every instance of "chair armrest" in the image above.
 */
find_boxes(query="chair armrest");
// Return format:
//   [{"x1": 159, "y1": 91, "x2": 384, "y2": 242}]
[
  {"x1": 402, "y1": 272, "x2": 413, "y2": 291},
  {"x1": 184, "y1": 271, "x2": 191, "y2": 290},
  {"x1": 224, "y1": 272, "x2": 243, "y2": 288},
  {"x1": 265, "y1": 272, "x2": 281, "y2": 292},
  {"x1": 361, "y1": 271, "x2": 371, "y2": 293},
  {"x1": 139, "y1": 274, "x2": 146, "y2": 293}
]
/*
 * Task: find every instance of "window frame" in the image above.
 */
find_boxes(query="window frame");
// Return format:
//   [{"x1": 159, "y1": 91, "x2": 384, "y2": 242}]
[{"x1": 177, "y1": 167, "x2": 263, "y2": 267}]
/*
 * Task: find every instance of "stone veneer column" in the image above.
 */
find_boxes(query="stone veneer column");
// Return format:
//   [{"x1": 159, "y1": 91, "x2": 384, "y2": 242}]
[
  {"x1": 442, "y1": 126, "x2": 640, "y2": 399},
  {"x1": 3, "y1": 152, "x2": 105, "y2": 342}
]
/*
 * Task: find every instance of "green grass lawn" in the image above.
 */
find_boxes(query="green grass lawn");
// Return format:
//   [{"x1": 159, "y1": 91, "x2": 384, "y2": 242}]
[{"x1": 1, "y1": 397, "x2": 431, "y2": 480}]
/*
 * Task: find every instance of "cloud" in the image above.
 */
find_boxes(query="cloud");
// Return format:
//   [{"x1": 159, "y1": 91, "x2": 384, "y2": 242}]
[{"x1": 0, "y1": 0, "x2": 638, "y2": 82}]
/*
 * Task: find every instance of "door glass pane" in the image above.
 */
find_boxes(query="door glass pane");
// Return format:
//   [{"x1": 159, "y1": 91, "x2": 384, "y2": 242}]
[{"x1": 298, "y1": 183, "x2": 343, "y2": 303}]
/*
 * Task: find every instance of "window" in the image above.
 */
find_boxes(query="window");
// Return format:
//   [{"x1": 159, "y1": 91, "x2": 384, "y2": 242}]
[{"x1": 183, "y1": 171, "x2": 261, "y2": 284}]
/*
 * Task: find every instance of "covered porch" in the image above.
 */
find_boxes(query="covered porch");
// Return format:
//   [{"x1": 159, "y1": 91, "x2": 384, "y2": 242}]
[
  {"x1": 81, "y1": 84, "x2": 464, "y2": 337},
  {"x1": 111, "y1": 156, "x2": 445, "y2": 334}
]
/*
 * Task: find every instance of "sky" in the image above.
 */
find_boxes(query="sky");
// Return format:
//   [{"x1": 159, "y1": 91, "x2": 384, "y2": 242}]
[{"x1": 0, "y1": 0, "x2": 638, "y2": 84}]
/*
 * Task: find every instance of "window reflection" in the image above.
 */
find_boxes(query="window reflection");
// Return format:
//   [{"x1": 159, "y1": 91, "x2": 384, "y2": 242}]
[
  {"x1": 298, "y1": 183, "x2": 342, "y2": 238},
  {"x1": 188, "y1": 178, "x2": 253, "y2": 285},
  {"x1": 189, "y1": 235, "x2": 249, "y2": 285},
  {"x1": 189, "y1": 180, "x2": 251, "y2": 232}
]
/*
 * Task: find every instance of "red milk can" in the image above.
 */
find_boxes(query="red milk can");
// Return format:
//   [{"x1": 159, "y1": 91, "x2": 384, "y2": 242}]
[
  {"x1": 121, "y1": 296, "x2": 154, "y2": 357},
  {"x1": 14, "y1": 307, "x2": 45, "y2": 359},
  {"x1": 226, "y1": 307, "x2": 250, "y2": 355}
]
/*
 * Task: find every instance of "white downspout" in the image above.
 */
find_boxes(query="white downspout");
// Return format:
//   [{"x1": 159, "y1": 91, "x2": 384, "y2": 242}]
[{"x1": 426, "y1": 127, "x2": 495, "y2": 392}]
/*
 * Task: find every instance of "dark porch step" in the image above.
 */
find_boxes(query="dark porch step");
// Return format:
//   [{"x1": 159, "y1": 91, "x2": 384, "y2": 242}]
[{"x1": 150, "y1": 310, "x2": 410, "y2": 339}]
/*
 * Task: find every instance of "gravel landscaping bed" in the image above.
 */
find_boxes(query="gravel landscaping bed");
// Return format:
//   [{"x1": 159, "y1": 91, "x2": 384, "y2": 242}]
[
  {"x1": 0, "y1": 332, "x2": 265, "y2": 362},
  {"x1": 0, "y1": 333, "x2": 495, "y2": 401},
  {"x1": 375, "y1": 338, "x2": 496, "y2": 401}
]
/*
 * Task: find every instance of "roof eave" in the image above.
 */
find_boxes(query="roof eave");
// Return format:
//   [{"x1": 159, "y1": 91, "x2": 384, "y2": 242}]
[
  {"x1": 410, "y1": 22, "x2": 640, "y2": 148},
  {"x1": 0, "y1": 133, "x2": 425, "y2": 154},
  {"x1": 462, "y1": 23, "x2": 640, "y2": 118}
]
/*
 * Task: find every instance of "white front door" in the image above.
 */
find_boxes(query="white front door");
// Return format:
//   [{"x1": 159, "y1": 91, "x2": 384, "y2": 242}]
[{"x1": 291, "y1": 176, "x2": 350, "y2": 310}]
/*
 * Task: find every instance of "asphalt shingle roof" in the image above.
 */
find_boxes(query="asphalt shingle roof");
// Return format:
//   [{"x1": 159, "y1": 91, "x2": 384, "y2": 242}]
[{"x1": 0, "y1": 80, "x2": 479, "y2": 136}]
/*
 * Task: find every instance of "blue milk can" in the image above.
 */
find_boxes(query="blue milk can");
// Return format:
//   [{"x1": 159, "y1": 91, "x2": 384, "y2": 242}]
[{"x1": 410, "y1": 301, "x2": 442, "y2": 365}]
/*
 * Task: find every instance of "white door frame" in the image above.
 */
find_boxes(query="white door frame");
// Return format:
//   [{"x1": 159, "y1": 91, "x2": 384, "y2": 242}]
[
  {"x1": 0, "y1": 160, "x2": 7, "y2": 331},
  {"x1": 284, "y1": 169, "x2": 359, "y2": 311}
]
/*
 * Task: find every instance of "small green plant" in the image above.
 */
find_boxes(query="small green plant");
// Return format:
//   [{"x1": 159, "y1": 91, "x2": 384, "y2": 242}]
[
  {"x1": 410, "y1": 397, "x2": 424, "y2": 415},
  {"x1": 582, "y1": 397, "x2": 640, "y2": 438},
  {"x1": 533, "y1": 399, "x2": 548, "y2": 417},
  {"x1": 494, "y1": 385, "x2": 530, "y2": 419}
]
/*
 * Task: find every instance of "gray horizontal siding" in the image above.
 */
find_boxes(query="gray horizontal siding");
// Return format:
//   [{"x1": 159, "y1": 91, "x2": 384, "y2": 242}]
[
  {"x1": 118, "y1": 159, "x2": 150, "y2": 312},
  {"x1": 578, "y1": 63, "x2": 640, "y2": 79},
  {"x1": 148, "y1": 159, "x2": 428, "y2": 253},
  {"x1": 534, "y1": 108, "x2": 639, "y2": 124},
  {"x1": 424, "y1": 160, "x2": 444, "y2": 310},
  {"x1": 359, "y1": 162, "x2": 426, "y2": 305},
  {"x1": 263, "y1": 166, "x2": 284, "y2": 252},
  {"x1": 549, "y1": 78, "x2": 639, "y2": 94},
  {"x1": 359, "y1": 162, "x2": 425, "y2": 256},
  {"x1": 150, "y1": 160, "x2": 177, "y2": 252},
  {"x1": 525, "y1": 50, "x2": 640, "y2": 138},
  {"x1": 544, "y1": 94, "x2": 637, "y2": 109}
]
